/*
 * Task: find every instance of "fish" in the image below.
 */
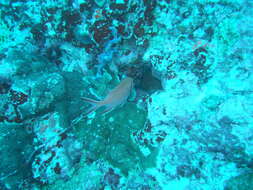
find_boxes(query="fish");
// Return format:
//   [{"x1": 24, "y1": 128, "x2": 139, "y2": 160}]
[{"x1": 82, "y1": 77, "x2": 134, "y2": 115}]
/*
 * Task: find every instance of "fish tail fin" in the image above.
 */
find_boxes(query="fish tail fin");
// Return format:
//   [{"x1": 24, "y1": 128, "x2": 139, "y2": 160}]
[
  {"x1": 101, "y1": 106, "x2": 113, "y2": 115},
  {"x1": 81, "y1": 97, "x2": 101, "y2": 105},
  {"x1": 84, "y1": 105, "x2": 99, "y2": 116},
  {"x1": 71, "y1": 105, "x2": 99, "y2": 123},
  {"x1": 82, "y1": 97, "x2": 103, "y2": 116}
]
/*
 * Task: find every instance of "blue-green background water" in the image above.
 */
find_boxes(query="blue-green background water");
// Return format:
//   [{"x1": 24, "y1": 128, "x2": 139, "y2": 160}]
[{"x1": 0, "y1": 0, "x2": 253, "y2": 189}]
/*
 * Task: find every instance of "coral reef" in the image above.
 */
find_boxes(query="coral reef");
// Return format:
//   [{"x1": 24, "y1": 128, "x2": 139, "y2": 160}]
[{"x1": 0, "y1": 0, "x2": 253, "y2": 189}]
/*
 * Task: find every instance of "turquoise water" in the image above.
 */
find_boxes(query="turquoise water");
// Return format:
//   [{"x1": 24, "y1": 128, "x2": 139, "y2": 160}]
[{"x1": 0, "y1": 0, "x2": 253, "y2": 189}]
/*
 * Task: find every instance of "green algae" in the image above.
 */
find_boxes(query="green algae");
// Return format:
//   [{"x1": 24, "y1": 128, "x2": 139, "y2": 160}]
[
  {"x1": 225, "y1": 173, "x2": 253, "y2": 190},
  {"x1": 201, "y1": 95, "x2": 224, "y2": 111},
  {"x1": 214, "y1": 17, "x2": 240, "y2": 56},
  {"x1": 73, "y1": 102, "x2": 157, "y2": 175},
  {"x1": 0, "y1": 11, "x2": 10, "y2": 51}
]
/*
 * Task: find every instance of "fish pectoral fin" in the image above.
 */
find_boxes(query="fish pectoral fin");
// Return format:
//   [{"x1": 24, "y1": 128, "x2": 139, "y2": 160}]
[{"x1": 127, "y1": 88, "x2": 136, "y2": 102}]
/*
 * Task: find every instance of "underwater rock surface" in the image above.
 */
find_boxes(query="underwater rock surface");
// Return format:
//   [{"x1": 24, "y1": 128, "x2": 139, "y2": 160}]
[{"x1": 0, "y1": 0, "x2": 253, "y2": 189}]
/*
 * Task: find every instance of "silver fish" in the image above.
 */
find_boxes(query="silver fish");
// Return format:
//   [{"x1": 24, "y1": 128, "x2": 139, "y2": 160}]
[{"x1": 82, "y1": 77, "x2": 133, "y2": 115}]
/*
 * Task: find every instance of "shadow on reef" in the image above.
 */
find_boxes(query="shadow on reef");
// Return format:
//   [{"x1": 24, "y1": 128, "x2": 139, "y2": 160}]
[{"x1": 0, "y1": 123, "x2": 34, "y2": 189}]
